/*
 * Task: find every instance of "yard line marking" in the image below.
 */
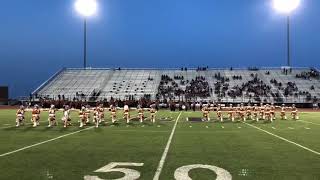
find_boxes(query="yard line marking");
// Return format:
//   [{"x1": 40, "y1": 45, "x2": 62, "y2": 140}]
[
  {"x1": 238, "y1": 126, "x2": 242, "y2": 129},
  {"x1": 110, "y1": 130, "x2": 169, "y2": 133},
  {"x1": 0, "y1": 126, "x2": 93, "y2": 157},
  {"x1": 153, "y1": 112, "x2": 182, "y2": 180},
  {"x1": 271, "y1": 127, "x2": 276, "y2": 129},
  {"x1": 288, "y1": 127, "x2": 294, "y2": 130},
  {"x1": 298, "y1": 120, "x2": 320, "y2": 126},
  {"x1": 304, "y1": 127, "x2": 311, "y2": 130},
  {"x1": 0, "y1": 120, "x2": 48, "y2": 130},
  {"x1": 244, "y1": 123, "x2": 320, "y2": 156}
]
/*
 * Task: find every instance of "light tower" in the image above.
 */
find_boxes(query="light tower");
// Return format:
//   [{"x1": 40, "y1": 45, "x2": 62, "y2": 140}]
[
  {"x1": 272, "y1": 0, "x2": 301, "y2": 67},
  {"x1": 74, "y1": 0, "x2": 98, "y2": 68}
]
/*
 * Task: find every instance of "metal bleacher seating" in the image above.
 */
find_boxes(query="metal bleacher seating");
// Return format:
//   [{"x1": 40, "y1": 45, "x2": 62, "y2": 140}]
[{"x1": 33, "y1": 67, "x2": 320, "y2": 103}]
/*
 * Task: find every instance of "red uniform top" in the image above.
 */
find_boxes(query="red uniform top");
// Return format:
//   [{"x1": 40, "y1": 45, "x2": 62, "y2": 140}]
[
  {"x1": 79, "y1": 110, "x2": 85, "y2": 116},
  {"x1": 32, "y1": 109, "x2": 40, "y2": 115},
  {"x1": 17, "y1": 109, "x2": 24, "y2": 115}
]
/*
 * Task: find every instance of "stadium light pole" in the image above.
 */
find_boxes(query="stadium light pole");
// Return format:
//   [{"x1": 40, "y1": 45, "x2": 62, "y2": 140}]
[
  {"x1": 74, "y1": 0, "x2": 98, "y2": 68},
  {"x1": 272, "y1": 0, "x2": 300, "y2": 67}
]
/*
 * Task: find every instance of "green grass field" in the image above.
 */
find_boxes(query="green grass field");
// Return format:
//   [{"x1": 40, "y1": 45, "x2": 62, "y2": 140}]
[{"x1": 0, "y1": 109, "x2": 320, "y2": 180}]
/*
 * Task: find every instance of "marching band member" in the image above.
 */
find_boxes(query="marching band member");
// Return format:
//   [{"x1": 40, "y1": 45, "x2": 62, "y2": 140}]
[
  {"x1": 202, "y1": 105, "x2": 210, "y2": 121},
  {"x1": 62, "y1": 105, "x2": 71, "y2": 128},
  {"x1": 235, "y1": 104, "x2": 241, "y2": 120},
  {"x1": 137, "y1": 105, "x2": 144, "y2": 123},
  {"x1": 98, "y1": 104, "x2": 105, "y2": 123},
  {"x1": 270, "y1": 103, "x2": 276, "y2": 120},
  {"x1": 149, "y1": 105, "x2": 157, "y2": 123},
  {"x1": 216, "y1": 104, "x2": 223, "y2": 122},
  {"x1": 228, "y1": 104, "x2": 235, "y2": 122},
  {"x1": 92, "y1": 107, "x2": 100, "y2": 128},
  {"x1": 47, "y1": 105, "x2": 57, "y2": 127},
  {"x1": 253, "y1": 104, "x2": 259, "y2": 122},
  {"x1": 110, "y1": 105, "x2": 117, "y2": 123},
  {"x1": 16, "y1": 105, "x2": 25, "y2": 127},
  {"x1": 264, "y1": 104, "x2": 272, "y2": 122},
  {"x1": 123, "y1": 105, "x2": 130, "y2": 123},
  {"x1": 239, "y1": 103, "x2": 246, "y2": 122},
  {"x1": 291, "y1": 104, "x2": 299, "y2": 120},
  {"x1": 280, "y1": 104, "x2": 287, "y2": 120},
  {"x1": 85, "y1": 105, "x2": 91, "y2": 124},
  {"x1": 79, "y1": 106, "x2": 86, "y2": 128},
  {"x1": 259, "y1": 103, "x2": 265, "y2": 120},
  {"x1": 31, "y1": 105, "x2": 41, "y2": 127},
  {"x1": 246, "y1": 104, "x2": 252, "y2": 121}
]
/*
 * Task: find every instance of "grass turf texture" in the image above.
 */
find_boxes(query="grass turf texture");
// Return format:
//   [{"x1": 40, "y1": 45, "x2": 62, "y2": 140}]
[{"x1": 0, "y1": 110, "x2": 319, "y2": 180}]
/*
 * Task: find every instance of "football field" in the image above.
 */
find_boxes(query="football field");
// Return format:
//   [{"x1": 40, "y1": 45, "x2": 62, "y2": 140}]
[{"x1": 0, "y1": 109, "x2": 320, "y2": 180}]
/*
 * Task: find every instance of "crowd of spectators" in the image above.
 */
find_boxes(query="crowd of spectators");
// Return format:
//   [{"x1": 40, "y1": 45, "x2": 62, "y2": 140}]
[
  {"x1": 227, "y1": 75, "x2": 272, "y2": 101},
  {"x1": 157, "y1": 75, "x2": 211, "y2": 100},
  {"x1": 296, "y1": 69, "x2": 320, "y2": 80},
  {"x1": 185, "y1": 76, "x2": 211, "y2": 99}
]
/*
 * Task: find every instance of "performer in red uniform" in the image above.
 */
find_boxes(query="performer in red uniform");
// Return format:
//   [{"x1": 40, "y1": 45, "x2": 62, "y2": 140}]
[
  {"x1": 79, "y1": 106, "x2": 86, "y2": 128},
  {"x1": 253, "y1": 104, "x2": 259, "y2": 122},
  {"x1": 291, "y1": 104, "x2": 299, "y2": 120},
  {"x1": 92, "y1": 107, "x2": 100, "y2": 128},
  {"x1": 98, "y1": 104, "x2": 105, "y2": 123},
  {"x1": 149, "y1": 105, "x2": 157, "y2": 123},
  {"x1": 227, "y1": 104, "x2": 235, "y2": 122},
  {"x1": 137, "y1": 105, "x2": 144, "y2": 123},
  {"x1": 110, "y1": 105, "x2": 117, "y2": 123},
  {"x1": 48, "y1": 105, "x2": 57, "y2": 127},
  {"x1": 216, "y1": 104, "x2": 223, "y2": 122},
  {"x1": 123, "y1": 105, "x2": 130, "y2": 123},
  {"x1": 202, "y1": 105, "x2": 210, "y2": 121},
  {"x1": 280, "y1": 104, "x2": 287, "y2": 120},
  {"x1": 16, "y1": 106, "x2": 25, "y2": 127},
  {"x1": 31, "y1": 105, "x2": 41, "y2": 127}
]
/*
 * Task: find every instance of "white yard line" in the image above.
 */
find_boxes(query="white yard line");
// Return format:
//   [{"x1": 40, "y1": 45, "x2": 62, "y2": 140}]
[
  {"x1": 298, "y1": 120, "x2": 320, "y2": 126},
  {"x1": 153, "y1": 112, "x2": 182, "y2": 180},
  {"x1": 244, "y1": 123, "x2": 320, "y2": 156},
  {"x1": 0, "y1": 120, "x2": 48, "y2": 130},
  {"x1": 0, "y1": 126, "x2": 93, "y2": 157}
]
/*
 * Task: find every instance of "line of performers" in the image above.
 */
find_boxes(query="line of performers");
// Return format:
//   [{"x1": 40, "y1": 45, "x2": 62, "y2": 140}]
[
  {"x1": 15, "y1": 104, "x2": 158, "y2": 128},
  {"x1": 201, "y1": 103, "x2": 299, "y2": 122}
]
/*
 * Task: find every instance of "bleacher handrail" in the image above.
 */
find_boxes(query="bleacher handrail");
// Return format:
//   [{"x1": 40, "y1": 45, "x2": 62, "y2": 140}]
[{"x1": 32, "y1": 67, "x2": 66, "y2": 95}]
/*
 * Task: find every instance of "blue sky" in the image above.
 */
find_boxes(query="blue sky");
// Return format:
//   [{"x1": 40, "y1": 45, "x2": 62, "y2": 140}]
[{"x1": 0, "y1": 0, "x2": 319, "y2": 98}]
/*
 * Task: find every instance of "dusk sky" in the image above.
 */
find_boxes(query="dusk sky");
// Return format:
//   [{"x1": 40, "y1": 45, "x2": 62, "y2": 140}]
[{"x1": 1, "y1": 0, "x2": 319, "y2": 98}]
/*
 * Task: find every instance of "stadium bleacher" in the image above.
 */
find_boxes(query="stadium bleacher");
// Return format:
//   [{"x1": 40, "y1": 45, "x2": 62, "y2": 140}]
[{"x1": 33, "y1": 67, "x2": 320, "y2": 103}]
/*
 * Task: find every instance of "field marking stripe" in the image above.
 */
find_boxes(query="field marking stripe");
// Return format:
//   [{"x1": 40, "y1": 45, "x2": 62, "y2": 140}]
[
  {"x1": 0, "y1": 120, "x2": 49, "y2": 130},
  {"x1": 0, "y1": 126, "x2": 93, "y2": 157},
  {"x1": 244, "y1": 123, "x2": 320, "y2": 156},
  {"x1": 298, "y1": 120, "x2": 320, "y2": 126},
  {"x1": 153, "y1": 112, "x2": 182, "y2": 180}
]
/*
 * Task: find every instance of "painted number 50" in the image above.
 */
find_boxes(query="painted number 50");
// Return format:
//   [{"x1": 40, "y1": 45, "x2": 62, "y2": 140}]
[
  {"x1": 84, "y1": 162, "x2": 144, "y2": 180},
  {"x1": 84, "y1": 162, "x2": 232, "y2": 180}
]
